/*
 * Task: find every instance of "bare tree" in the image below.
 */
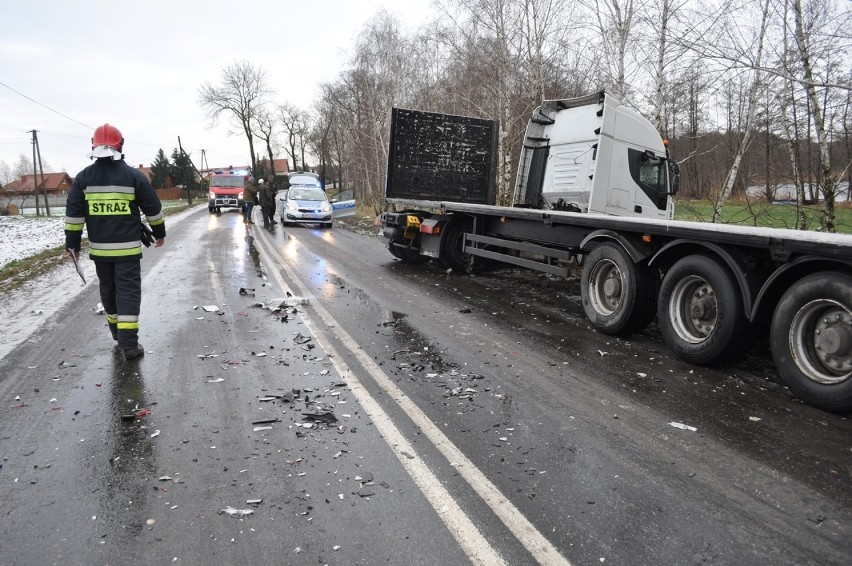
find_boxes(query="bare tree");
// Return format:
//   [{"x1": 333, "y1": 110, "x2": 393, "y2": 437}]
[
  {"x1": 789, "y1": 0, "x2": 847, "y2": 231},
  {"x1": 712, "y1": 0, "x2": 773, "y2": 221},
  {"x1": 0, "y1": 160, "x2": 12, "y2": 187},
  {"x1": 520, "y1": 0, "x2": 575, "y2": 104},
  {"x1": 252, "y1": 106, "x2": 278, "y2": 178},
  {"x1": 279, "y1": 102, "x2": 311, "y2": 172},
  {"x1": 581, "y1": 0, "x2": 640, "y2": 101},
  {"x1": 198, "y1": 60, "x2": 272, "y2": 173}
]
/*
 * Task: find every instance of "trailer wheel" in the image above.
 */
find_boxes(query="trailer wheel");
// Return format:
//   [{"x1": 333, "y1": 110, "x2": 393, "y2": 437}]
[
  {"x1": 658, "y1": 255, "x2": 750, "y2": 365},
  {"x1": 770, "y1": 272, "x2": 852, "y2": 412},
  {"x1": 440, "y1": 219, "x2": 473, "y2": 273},
  {"x1": 581, "y1": 243, "x2": 659, "y2": 335},
  {"x1": 388, "y1": 241, "x2": 429, "y2": 264}
]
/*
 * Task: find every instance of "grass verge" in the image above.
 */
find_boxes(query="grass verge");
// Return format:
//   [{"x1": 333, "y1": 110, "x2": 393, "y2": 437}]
[{"x1": 0, "y1": 201, "x2": 198, "y2": 293}]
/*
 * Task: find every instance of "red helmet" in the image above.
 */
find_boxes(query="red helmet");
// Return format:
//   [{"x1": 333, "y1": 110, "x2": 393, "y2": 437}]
[{"x1": 91, "y1": 124, "x2": 124, "y2": 157}]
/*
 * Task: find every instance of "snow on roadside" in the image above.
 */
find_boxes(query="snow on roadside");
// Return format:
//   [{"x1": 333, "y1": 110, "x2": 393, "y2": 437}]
[
  {"x1": 0, "y1": 207, "x2": 199, "y2": 361},
  {"x1": 0, "y1": 216, "x2": 66, "y2": 270}
]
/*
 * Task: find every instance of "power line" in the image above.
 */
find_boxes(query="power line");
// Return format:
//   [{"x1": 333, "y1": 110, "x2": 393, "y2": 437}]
[{"x1": 0, "y1": 80, "x2": 93, "y2": 130}]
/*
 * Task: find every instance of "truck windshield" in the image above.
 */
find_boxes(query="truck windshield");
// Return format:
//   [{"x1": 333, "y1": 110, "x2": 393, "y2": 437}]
[
  {"x1": 210, "y1": 176, "x2": 244, "y2": 188},
  {"x1": 628, "y1": 149, "x2": 669, "y2": 210}
]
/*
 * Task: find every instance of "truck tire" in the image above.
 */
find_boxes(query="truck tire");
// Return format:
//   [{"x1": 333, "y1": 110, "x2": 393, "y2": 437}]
[
  {"x1": 440, "y1": 219, "x2": 473, "y2": 273},
  {"x1": 658, "y1": 255, "x2": 750, "y2": 365},
  {"x1": 581, "y1": 243, "x2": 659, "y2": 335},
  {"x1": 388, "y1": 241, "x2": 429, "y2": 264},
  {"x1": 770, "y1": 272, "x2": 852, "y2": 412}
]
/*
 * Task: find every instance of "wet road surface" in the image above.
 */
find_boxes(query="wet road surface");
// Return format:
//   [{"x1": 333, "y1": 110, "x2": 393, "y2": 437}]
[{"x1": 0, "y1": 205, "x2": 849, "y2": 565}]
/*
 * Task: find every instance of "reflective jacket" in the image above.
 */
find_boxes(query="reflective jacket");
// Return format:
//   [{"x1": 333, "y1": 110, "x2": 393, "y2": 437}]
[{"x1": 65, "y1": 158, "x2": 166, "y2": 262}]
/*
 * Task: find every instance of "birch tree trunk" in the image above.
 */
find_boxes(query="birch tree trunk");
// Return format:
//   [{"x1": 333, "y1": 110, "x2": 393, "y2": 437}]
[
  {"x1": 792, "y1": 0, "x2": 835, "y2": 232},
  {"x1": 711, "y1": 0, "x2": 771, "y2": 223}
]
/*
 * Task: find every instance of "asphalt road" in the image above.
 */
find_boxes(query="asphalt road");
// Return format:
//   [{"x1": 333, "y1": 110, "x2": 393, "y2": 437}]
[{"x1": 0, "y1": 205, "x2": 849, "y2": 566}]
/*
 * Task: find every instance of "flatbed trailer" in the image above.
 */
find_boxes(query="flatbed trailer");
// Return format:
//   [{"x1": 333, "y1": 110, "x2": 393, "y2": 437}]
[{"x1": 379, "y1": 93, "x2": 852, "y2": 412}]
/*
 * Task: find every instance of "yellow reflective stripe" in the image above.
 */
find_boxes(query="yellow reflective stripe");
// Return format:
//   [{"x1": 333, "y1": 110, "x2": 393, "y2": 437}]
[
  {"x1": 148, "y1": 216, "x2": 165, "y2": 226},
  {"x1": 117, "y1": 321, "x2": 139, "y2": 330},
  {"x1": 65, "y1": 223, "x2": 84, "y2": 231},
  {"x1": 89, "y1": 246, "x2": 143, "y2": 257},
  {"x1": 85, "y1": 192, "x2": 135, "y2": 201},
  {"x1": 105, "y1": 314, "x2": 118, "y2": 324}
]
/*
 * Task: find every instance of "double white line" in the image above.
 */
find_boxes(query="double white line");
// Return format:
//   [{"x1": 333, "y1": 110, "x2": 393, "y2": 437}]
[{"x1": 255, "y1": 232, "x2": 571, "y2": 566}]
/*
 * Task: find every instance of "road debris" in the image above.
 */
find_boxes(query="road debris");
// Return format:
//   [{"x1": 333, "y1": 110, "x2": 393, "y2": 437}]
[
  {"x1": 669, "y1": 422, "x2": 698, "y2": 432},
  {"x1": 301, "y1": 412, "x2": 338, "y2": 425},
  {"x1": 239, "y1": 288, "x2": 256, "y2": 296},
  {"x1": 199, "y1": 305, "x2": 220, "y2": 312},
  {"x1": 220, "y1": 506, "x2": 254, "y2": 517},
  {"x1": 252, "y1": 418, "x2": 281, "y2": 425}
]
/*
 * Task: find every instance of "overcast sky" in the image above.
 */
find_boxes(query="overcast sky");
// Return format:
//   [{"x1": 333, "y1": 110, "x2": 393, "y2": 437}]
[{"x1": 1, "y1": 0, "x2": 434, "y2": 177}]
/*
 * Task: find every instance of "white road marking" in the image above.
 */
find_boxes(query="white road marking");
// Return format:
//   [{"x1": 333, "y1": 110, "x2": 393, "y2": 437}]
[{"x1": 255, "y1": 232, "x2": 571, "y2": 566}]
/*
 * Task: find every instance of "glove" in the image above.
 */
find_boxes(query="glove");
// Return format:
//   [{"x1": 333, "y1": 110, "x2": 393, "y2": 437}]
[{"x1": 140, "y1": 222, "x2": 155, "y2": 248}]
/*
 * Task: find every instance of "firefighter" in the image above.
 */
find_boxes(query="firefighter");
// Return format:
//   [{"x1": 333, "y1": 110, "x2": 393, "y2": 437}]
[{"x1": 64, "y1": 123, "x2": 166, "y2": 361}]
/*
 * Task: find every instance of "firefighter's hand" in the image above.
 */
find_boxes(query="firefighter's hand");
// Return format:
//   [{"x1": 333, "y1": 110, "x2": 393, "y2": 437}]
[
  {"x1": 66, "y1": 249, "x2": 79, "y2": 260},
  {"x1": 155, "y1": 238, "x2": 165, "y2": 248}
]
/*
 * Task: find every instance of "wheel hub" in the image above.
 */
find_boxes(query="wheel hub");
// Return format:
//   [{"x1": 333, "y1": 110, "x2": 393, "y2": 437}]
[
  {"x1": 603, "y1": 277, "x2": 622, "y2": 300},
  {"x1": 812, "y1": 308, "x2": 852, "y2": 373},
  {"x1": 690, "y1": 294, "x2": 717, "y2": 322},
  {"x1": 790, "y1": 300, "x2": 852, "y2": 384}
]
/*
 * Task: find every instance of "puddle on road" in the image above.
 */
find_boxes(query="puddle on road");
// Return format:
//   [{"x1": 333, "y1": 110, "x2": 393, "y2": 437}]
[{"x1": 95, "y1": 360, "x2": 158, "y2": 542}]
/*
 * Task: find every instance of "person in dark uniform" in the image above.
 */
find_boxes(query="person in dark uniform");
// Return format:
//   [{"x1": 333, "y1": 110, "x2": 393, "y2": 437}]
[
  {"x1": 64, "y1": 123, "x2": 166, "y2": 361},
  {"x1": 257, "y1": 178, "x2": 276, "y2": 230}
]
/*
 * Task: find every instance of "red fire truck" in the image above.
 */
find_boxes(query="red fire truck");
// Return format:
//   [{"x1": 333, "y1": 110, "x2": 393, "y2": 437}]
[{"x1": 207, "y1": 168, "x2": 251, "y2": 213}]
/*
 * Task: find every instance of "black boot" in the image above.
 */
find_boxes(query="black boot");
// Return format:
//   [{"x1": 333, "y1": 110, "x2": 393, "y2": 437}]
[{"x1": 123, "y1": 344, "x2": 145, "y2": 361}]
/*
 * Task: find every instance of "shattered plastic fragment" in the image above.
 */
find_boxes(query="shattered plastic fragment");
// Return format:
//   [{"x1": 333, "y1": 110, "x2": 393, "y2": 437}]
[
  {"x1": 252, "y1": 418, "x2": 280, "y2": 425},
  {"x1": 201, "y1": 305, "x2": 220, "y2": 312},
  {"x1": 301, "y1": 412, "x2": 338, "y2": 424},
  {"x1": 749, "y1": 416, "x2": 761, "y2": 422},
  {"x1": 239, "y1": 288, "x2": 256, "y2": 296},
  {"x1": 207, "y1": 378, "x2": 225, "y2": 383},
  {"x1": 669, "y1": 422, "x2": 698, "y2": 432},
  {"x1": 253, "y1": 426, "x2": 273, "y2": 432},
  {"x1": 151, "y1": 430, "x2": 160, "y2": 438},
  {"x1": 220, "y1": 506, "x2": 254, "y2": 517}
]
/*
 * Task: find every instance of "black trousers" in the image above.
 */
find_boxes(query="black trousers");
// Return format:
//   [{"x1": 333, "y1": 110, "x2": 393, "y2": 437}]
[
  {"x1": 261, "y1": 205, "x2": 275, "y2": 227},
  {"x1": 95, "y1": 260, "x2": 142, "y2": 349}
]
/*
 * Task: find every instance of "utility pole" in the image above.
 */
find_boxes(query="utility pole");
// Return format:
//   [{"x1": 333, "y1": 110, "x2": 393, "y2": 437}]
[
  {"x1": 31, "y1": 130, "x2": 41, "y2": 216},
  {"x1": 29, "y1": 130, "x2": 50, "y2": 216},
  {"x1": 200, "y1": 149, "x2": 209, "y2": 198},
  {"x1": 34, "y1": 130, "x2": 50, "y2": 216},
  {"x1": 177, "y1": 136, "x2": 194, "y2": 206}
]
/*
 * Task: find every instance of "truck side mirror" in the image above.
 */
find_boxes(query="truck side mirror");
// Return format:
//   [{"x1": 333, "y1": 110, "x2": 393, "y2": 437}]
[{"x1": 669, "y1": 161, "x2": 680, "y2": 195}]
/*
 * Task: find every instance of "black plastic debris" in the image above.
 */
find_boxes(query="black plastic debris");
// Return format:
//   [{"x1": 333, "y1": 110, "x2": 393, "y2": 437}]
[
  {"x1": 302, "y1": 412, "x2": 338, "y2": 425},
  {"x1": 252, "y1": 418, "x2": 281, "y2": 425},
  {"x1": 239, "y1": 287, "x2": 256, "y2": 296},
  {"x1": 293, "y1": 333, "x2": 312, "y2": 345}
]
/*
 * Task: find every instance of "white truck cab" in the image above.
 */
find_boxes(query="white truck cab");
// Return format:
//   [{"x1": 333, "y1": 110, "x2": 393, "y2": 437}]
[{"x1": 514, "y1": 91, "x2": 677, "y2": 220}]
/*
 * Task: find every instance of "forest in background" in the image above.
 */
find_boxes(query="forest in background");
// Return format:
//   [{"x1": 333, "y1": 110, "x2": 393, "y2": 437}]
[{"x1": 197, "y1": 0, "x2": 850, "y2": 231}]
